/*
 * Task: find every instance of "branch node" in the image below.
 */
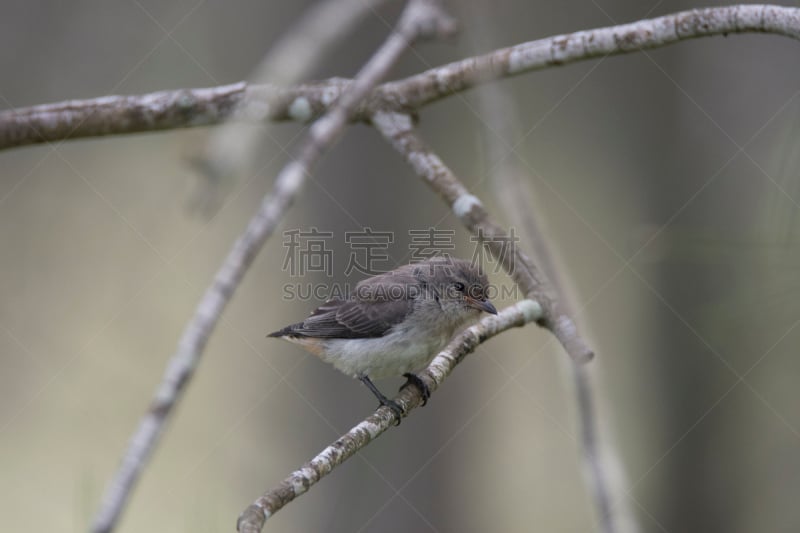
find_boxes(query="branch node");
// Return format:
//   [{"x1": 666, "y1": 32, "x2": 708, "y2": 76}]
[
  {"x1": 452, "y1": 193, "x2": 483, "y2": 219},
  {"x1": 402, "y1": 0, "x2": 458, "y2": 41},
  {"x1": 237, "y1": 505, "x2": 267, "y2": 533}
]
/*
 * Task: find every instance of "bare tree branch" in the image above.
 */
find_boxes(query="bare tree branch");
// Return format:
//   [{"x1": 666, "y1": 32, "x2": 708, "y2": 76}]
[
  {"x1": 371, "y1": 112, "x2": 641, "y2": 533},
  {"x1": 0, "y1": 82, "x2": 247, "y2": 149},
  {"x1": 379, "y1": 3, "x2": 800, "y2": 109},
  {"x1": 373, "y1": 111, "x2": 593, "y2": 363},
  {"x1": 236, "y1": 299, "x2": 543, "y2": 533},
  {"x1": 2, "y1": 5, "x2": 798, "y2": 150},
  {"x1": 88, "y1": 3, "x2": 456, "y2": 533}
]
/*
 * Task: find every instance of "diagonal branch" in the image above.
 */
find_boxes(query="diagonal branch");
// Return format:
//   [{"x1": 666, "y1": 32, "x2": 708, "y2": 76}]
[
  {"x1": 236, "y1": 299, "x2": 543, "y2": 533},
  {"x1": 88, "y1": 3, "x2": 456, "y2": 533},
  {"x1": 373, "y1": 111, "x2": 593, "y2": 363},
  {"x1": 2, "y1": 4, "x2": 799, "y2": 149},
  {"x1": 373, "y1": 112, "x2": 635, "y2": 532}
]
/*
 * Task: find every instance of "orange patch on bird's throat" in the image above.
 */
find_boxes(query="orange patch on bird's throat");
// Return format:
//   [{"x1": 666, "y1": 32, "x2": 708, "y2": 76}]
[{"x1": 281, "y1": 335, "x2": 327, "y2": 357}]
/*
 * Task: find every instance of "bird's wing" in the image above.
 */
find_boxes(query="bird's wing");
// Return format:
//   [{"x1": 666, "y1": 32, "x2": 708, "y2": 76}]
[
  {"x1": 270, "y1": 271, "x2": 420, "y2": 339},
  {"x1": 271, "y1": 297, "x2": 412, "y2": 339}
]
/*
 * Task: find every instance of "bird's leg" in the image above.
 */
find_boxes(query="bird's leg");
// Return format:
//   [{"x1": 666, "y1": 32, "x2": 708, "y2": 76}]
[
  {"x1": 359, "y1": 375, "x2": 403, "y2": 424},
  {"x1": 400, "y1": 373, "x2": 431, "y2": 406}
]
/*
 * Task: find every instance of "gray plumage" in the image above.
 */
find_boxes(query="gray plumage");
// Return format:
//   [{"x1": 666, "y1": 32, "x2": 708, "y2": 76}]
[{"x1": 268, "y1": 258, "x2": 497, "y2": 414}]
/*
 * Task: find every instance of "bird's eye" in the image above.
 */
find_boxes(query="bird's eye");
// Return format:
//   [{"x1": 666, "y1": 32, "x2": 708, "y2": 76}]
[{"x1": 453, "y1": 282, "x2": 465, "y2": 292}]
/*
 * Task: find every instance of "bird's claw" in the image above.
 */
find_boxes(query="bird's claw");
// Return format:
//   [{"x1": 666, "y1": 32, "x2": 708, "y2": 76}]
[
  {"x1": 379, "y1": 397, "x2": 404, "y2": 425},
  {"x1": 400, "y1": 373, "x2": 431, "y2": 406}
]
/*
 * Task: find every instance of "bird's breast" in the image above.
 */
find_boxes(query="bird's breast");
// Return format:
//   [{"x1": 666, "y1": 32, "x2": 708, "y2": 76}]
[{"x1": 312, "y1": 326, "x2": 450, "y2": 380}]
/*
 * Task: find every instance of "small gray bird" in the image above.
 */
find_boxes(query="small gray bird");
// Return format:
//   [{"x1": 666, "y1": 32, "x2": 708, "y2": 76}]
[{"x1": 268, "y1": 257, "x2": 497, "y2": 418}]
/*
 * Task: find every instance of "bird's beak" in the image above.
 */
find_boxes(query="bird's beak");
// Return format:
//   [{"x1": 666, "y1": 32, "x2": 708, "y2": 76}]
[{"x1": 466, "y1": 297, "x2": 497, "y2": 315}]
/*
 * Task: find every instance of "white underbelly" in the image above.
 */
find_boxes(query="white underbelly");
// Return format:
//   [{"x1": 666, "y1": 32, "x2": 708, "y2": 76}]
[{"x1": 319, "y1": 329, "x2": 450, "y2": 379}]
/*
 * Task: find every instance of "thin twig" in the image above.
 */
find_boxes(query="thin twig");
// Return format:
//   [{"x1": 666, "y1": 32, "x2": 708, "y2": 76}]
[
  {"x1": 89, "y1": 3, "x2": 456, "y2": 533},
  {"x1": 236, "y1": 299, "x2": 543, "y2": 533},
  {"x1": 2, "y1": 5, "x2": 799, "y2": 149}
]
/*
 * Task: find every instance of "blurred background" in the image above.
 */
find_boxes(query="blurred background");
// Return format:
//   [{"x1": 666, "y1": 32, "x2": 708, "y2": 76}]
[{"x1": 2, "y1": 0, "x2": 799, "y2": 532}]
